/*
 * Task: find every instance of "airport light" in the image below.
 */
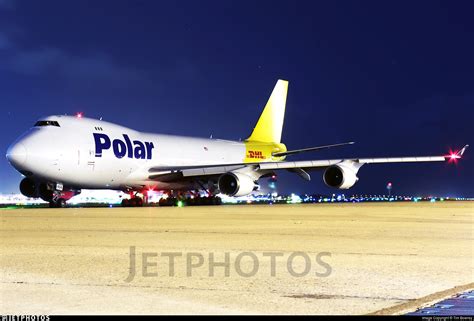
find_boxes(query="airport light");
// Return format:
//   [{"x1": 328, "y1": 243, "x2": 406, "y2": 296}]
[{"x1": 386, "y1": 182, "x2": 393, "y2": 197}]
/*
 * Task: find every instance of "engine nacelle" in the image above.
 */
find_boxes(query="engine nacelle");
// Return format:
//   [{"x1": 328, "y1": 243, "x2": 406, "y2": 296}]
[
  {"x1": 323, "y1": 162, "x2": 360, "y2": 189},
  {"x1": 20, "y1": 178, "x2": 38, "y2": 198},
  {"x1": 218, "y1": 172, "x2": 259, "y2": 197}
]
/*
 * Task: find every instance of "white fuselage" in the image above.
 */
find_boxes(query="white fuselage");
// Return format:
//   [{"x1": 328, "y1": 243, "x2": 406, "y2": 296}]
[{"x1": 7, "y1": 115, "x2": 248, "y2": 191}]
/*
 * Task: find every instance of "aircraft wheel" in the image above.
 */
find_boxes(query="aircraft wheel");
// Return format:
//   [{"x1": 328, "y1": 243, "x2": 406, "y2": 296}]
[
  {"x1": 169, "y1": 197, "x2": 178, "y2": 206},
  {"x1": 135, "y1": 197, "x2": 143, "y2": 207},
  {"x1": 158, "y1": 197, "x2": 177, "y2": 206},
  {"x1": 57, "y1": 198, "x2": 67, "y2": 208},
  {"x1": 49, "y1": 198, "x2": 67, "y2": 208},
  {"x1": 211, "y1": 196, "x2": 218, "y2": 205}
]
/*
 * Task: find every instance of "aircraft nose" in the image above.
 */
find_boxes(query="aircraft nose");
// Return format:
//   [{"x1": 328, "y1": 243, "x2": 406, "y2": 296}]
[{"x1": 6, "y1": 142, "x2": 27, "y2": 167}]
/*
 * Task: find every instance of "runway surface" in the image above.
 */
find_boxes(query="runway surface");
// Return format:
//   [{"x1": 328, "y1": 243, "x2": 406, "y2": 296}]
[{"x1": 1, "y1": 202, "x2": 473, "y2": 315}]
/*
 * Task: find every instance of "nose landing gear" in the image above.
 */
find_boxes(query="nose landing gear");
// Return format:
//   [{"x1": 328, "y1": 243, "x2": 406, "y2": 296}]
[
  {"x1": 38, "y1": 182, "x2": 79, "y2": 208},
  {"x1": 50, "y1": 198, "x2": 67, "y2": 208}
]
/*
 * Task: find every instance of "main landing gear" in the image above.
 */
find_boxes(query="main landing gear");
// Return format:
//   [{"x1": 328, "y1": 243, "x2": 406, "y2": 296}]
[
  {"x1": 158, "y1": 195, "x2": 222, "y2": 207},
  {"x1": 120, "y1": 193, "x2": 223, "y2": 207},
  {"x1": 42, "y1": 185, "x2": 78, "y2": 208},
  {"x1": 120, "y1": 184, "x2": 224, "y2": 207},
  {"x1": 121, "y1": 195, "x2": 144, "y2": 207},
  {"x1": 121, "y1": 195, "x2": 222, "y2": 207}
]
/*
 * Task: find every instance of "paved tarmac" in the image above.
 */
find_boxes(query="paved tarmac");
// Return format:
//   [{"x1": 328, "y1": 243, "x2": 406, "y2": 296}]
[{"x1": 0, "y1": 202, "x2": 472, "y2": 314}]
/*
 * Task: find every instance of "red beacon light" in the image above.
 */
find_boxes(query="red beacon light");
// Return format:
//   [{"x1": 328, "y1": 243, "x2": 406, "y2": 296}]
[
  {"x1": 146, "y1": 185, "x2": 157, "y2": 194},
  {"x1": 76, "y1": 112, "x2": 83, "y2": 118}
]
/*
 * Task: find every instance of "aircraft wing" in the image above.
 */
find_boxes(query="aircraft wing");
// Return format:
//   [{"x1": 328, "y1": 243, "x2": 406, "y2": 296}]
[
  {"x1": 148, "y1": 145, "x2": 468, "y2": 181},
  {"x1": 258, "y1": 155, "x2": 446, "y2": 170}
]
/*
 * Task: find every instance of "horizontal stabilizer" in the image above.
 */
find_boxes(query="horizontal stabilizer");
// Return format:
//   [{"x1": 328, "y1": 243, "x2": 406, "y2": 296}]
[{"x1": 272, "y1": 142, "x2": 354, "y2": 157}]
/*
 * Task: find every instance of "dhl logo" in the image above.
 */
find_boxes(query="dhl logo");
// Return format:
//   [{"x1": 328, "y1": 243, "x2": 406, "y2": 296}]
[{"x1": 247, "y1": 150, "x2": 266, "y2": 159}]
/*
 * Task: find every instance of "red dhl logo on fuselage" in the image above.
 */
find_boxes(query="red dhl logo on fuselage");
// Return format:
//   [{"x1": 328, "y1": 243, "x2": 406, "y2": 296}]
[{"x1": 247, "y1": 150, "x2": 266, "y2": 159}]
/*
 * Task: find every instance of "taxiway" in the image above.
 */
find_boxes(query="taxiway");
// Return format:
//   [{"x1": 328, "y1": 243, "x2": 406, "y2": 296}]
[{"x1": 1, "y1": 202, "x2": 472, "y2": 314}]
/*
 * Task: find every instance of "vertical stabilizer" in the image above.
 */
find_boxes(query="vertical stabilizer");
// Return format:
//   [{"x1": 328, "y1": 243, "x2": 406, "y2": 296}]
[{"x1": 246, "y1": 80, "x2": 288, "y2": 143}]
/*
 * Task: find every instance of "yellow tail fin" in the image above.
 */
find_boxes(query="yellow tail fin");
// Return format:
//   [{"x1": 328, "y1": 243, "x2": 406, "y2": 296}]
[{"x1": 247, "y1": 79, "x2": 288, "y2": 144}]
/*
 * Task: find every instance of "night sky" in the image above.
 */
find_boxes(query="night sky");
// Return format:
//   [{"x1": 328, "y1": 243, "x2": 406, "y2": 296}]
[{"x1": 1, "y1": 0, "x2": 473, "y2": 196}]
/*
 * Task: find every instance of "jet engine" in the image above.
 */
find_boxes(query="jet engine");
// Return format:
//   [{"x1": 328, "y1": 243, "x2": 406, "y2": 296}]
[
  {"x1": 323, "y1": 162, "x2": 360, "y2": 189},
  {"x1": 218, "y1": 172, "x2": 259, "y2": 197},
  {"x1": 19, "y1": 177, "x2": 38, "y2": 198}
]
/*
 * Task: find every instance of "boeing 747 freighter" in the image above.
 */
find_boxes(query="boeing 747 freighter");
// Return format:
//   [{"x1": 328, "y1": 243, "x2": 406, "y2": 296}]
[{"x1": 6, "y1": 80, "x2": 468, "y2": 207}]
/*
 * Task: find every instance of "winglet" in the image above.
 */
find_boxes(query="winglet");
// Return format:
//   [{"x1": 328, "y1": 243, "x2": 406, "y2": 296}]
[
  {"x1": 457, "y1": 144, "x2": 469, "y2": 157},
  {"x1": 446, "y1": 144, "x2": 469, "y2": 162}
]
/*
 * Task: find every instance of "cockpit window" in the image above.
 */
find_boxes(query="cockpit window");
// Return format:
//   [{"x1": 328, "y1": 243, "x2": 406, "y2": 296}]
[{"x1": 34, "y1": 120, "x2": 60, "y2": 127}]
